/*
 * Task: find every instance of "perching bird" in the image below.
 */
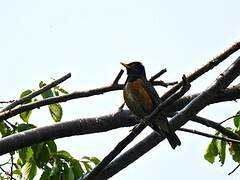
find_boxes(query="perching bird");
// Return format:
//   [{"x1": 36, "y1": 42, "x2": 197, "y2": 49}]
[{"x1": 121, "y1": 61, "x2": 181, "y2": 149}]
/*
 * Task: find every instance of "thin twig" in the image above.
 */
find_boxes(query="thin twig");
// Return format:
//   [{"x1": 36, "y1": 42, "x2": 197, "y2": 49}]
[
  {"x1": 220, "y1": 114, "x2": 240, "y2": 125},
  {"x1": 0, "y1": 73, "x2": 71, "y2": 113},
  {"x1": 152, "y1": 80, "x2": 178, "y2": 87},
  {"x1": 112, "y1": 70, "x2": 124, "y2": 85},
  {"x1": 0, "y1": 159, "x2": 11, "y2": 166},
  {"x1": 179, "y1": 127, "x2": 240, "y2": 143},
  {"x1": 0, "y1": 165, "x2": 16, "y2": 180},
  {"x1": 149, "y1": 68, "x2": 167, "y2": 82},
  {"x1": 118, "y1": 102, "x2": 125, "y2": 110},
  {"x1": 0, "y1": 166, "x2": 7, "y2": 176},
  {"x1": 0, "y1": 100, "x2": 15, "y2": 104},
  {"x1": 5, "y1": 120, "x2": 17, "y2": 129},
  {"x1": 0, "y1": 80, "x2": 171, "y2": 121},
  {"x1": 228, "y1": 164, "x2": 240, "y2": 175},
  {"x1": 10, "y1": 153, "x2": 13, "y2": 180},
  {"x1": 192, "y1": 116, "x2": 240, "y2": 140},
  {"x1": 149, "y1": 69, "x2": 178, "y2": 88}
]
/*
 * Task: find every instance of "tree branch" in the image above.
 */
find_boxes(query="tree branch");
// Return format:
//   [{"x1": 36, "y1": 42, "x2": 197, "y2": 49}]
[
  {"x1": 0, "y1": 42, "x2": 239, "y2": 179},
  {"x1": 84, "y1": 75, "x2": 190, "y2": 179},
  {"x1": 161, "y1": 41, "x2": 240, "y2": 100},
  {"x1": 0, "y1": 100, "x2": 15, "y2": 104},
  {"x1": 0, "y1": 73, "x2": 71, "y2": 113},
  {"x1": 164, "y1": 84, "x2": 240, "y2": 114},
  {"x1": 2, "y1": 40, "x2": 239, "y2": 121},
  {"x1": 98, "y1": 56, "x2": 240, "y2": 179},
  {"x1": 220, "y1": 114, "x2": 240, "y2": 125},
  {"x1": 149, "y1": 68, "x2": 166, "y2": 82},
  {"x1": 0, "y1": 85, "x2": 239, "y2": 157},
  {"x1": 112, "y1": 70, "x2": 124, "y2": 85},
  {"x1": 191, "y1": 116, "x2": 240, "y2": 140},
  {"x1": 0, "y1": 76, "x2": 169, "y2": 122},
  {"x1": 179, "y1": 127, "x2": 240, "y2": 143},
  {"x1": 228, "y1": 163, "x2": 240, "y2": 175}
]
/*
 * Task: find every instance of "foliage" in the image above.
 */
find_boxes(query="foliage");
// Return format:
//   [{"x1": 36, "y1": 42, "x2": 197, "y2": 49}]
[
  {"x1": 0, "y1": 81, "x2": 100, "y2": 179},
  {"x1": 204, "y1": 111, "x2": 240, "y2": 166}
]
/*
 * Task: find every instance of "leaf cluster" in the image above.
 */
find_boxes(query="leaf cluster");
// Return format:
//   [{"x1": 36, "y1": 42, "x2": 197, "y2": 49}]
[
  {"x1": 204, "y1": 111, "x2": 240, "y2": 166},
  {"x1": 0, "y1": 81, "x2": 100, "y2": 180}
]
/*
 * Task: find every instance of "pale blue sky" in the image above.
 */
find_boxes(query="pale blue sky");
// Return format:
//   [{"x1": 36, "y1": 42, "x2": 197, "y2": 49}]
[{"x1": 1, "y1": 0, "x2": 240, "y2": 179}]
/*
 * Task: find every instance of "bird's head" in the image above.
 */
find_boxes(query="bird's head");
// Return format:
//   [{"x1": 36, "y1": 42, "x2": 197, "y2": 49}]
[{"x1": 120, "y1": 61, "x2": 146, "y2": 77}]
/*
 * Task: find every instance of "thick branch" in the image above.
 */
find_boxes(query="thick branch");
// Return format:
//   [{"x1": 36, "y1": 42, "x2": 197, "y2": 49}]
[
  {"x1": 0, "y1": 111, "x2": 136, "y2": 156},
  {"x1": 165, "y1": 84, "x2": 240, "y2": 114}
]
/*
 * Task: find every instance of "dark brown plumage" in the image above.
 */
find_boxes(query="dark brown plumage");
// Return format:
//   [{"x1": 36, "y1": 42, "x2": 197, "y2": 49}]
[{"x1": 121, "y1": 61, "x2": 181, "y2": 149}]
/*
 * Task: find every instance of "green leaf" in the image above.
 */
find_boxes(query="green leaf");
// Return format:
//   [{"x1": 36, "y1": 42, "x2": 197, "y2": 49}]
[
  {"x1": 89, "y1": 156, "x2": 101, "y2": 165},
  {"x1": 33, "y1": 143, "x2": 50, "y2": 168},
  {"x1": 46, "y1": 141, "x2": 57, "y2": 154},
  {"x1": 229, "y1": 142, "x2": 240, "y2": 162},
  {"x1": 204, "y1": 131, "x2": 227, "y2": 166},
  {"x1": 17, "y1": 123, "x2": 36, "y2": 132},
  {"x1": 39, "y1": 81, "x2": 63, "y2": 122},
  {"x1": 0, "y1": 122, "x2": 11, "y2": 137},
  {"x1": 22, "y1": 160, "x2": 37, "y2": 180},
  {"x1": 50, "y1": 160, "x2": 62, "y2": 177},
  {"x1": 54, "y1": 89, "x2": 59, "y2": 96},
  {"x1": 234, "y1": 111, "x2": 240, "y2": 129},
  {"x1": 81, "y1": 156, "x2": 91, "y2": 162},
  {"x1": 216, "y1": 138, "x2": 226, "y2": 166},
  {"x1": 63, "y1": 163, "x2": 74, "y2": 180},
  {"x1": 82, "y1": 161, "x2": 92, "y2": 172},
  {"x1": 31, "y1": 143, "x2": 43, "y2": 160},
  {"x1": 17, "y1": 158, "x2": 24, "y2": 166},
  {"x1": 13, "y1": 168, "x2": 22, "y2": 176},
  {"x1": 204, "y1": 138, "x2": 218, "y2": 164},
  {"x1": 70, "y1": 160, "x2": 84, "y2": 178},
  {"x1": 57, "y1": 150, "x2": 73, "y2": 161},
  {"x1": 39, "y1": 81, "x2": 54, "y2": 99},
  {"x1": 54, "y1": 86, "x2": 69, "y2": 95},
  {"x1": 20, "y1": 111, "x2": 32, "y2": 123},
  {"x1": 50, "y1": 161, "x2": 59, "y2": 177},
  {"x1": 49, "y1": 103, "x2": 63, "y2": 122},
  {"x1": 40, "y1": 166, "x2": 51, "y2": 180},
  {"x1": 20, "y1": 89, "x2": 33, "y2": 103},
  {"x1": 20, "y1": 90, "x2": 33, "y2": 123},
  {"x1": 18, "y1": 147, "x2": 34, "y2": 164}
]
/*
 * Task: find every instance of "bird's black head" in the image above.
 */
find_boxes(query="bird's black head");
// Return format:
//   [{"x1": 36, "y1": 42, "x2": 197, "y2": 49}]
[{"x1": 121, "y1": 61, "x2": 146, "y2": 77}]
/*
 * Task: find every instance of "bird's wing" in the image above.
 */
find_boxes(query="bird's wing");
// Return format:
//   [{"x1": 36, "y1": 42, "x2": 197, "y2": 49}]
[
  {"x1": 142, "y1": 78, "x2": 171, "y2": 133},
  {"x1": 141, "y1": 78, "x2": 161, "y2": 108}
]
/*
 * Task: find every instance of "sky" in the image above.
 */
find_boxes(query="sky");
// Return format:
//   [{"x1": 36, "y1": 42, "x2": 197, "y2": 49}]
[{"x1": 1, "y1": 0, "x2": 240, "y2": 179}]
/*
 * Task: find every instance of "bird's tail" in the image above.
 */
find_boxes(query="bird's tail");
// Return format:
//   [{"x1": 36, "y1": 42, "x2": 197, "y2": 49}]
[
  {"x1": 151, "y1": 123, "x2": 181, "y2": 149},
  {"x1": 165, "y1": 131, "x2": 181, "y2": 149}
]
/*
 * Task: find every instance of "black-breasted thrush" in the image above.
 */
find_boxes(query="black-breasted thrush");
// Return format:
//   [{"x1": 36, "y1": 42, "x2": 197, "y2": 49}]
[{"x1": 121, "y1": 61, "x2": 181, "y2": 149}]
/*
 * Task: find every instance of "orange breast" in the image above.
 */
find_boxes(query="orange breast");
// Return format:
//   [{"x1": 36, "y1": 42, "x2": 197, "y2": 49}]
[{"x1": 124, "y1": 79, "x2": 153, "y2": 115}]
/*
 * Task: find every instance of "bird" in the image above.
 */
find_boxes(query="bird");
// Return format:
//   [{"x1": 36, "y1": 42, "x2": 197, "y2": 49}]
[{"x1": 121, "y1": 61, "x2": 181, "y2": 149}]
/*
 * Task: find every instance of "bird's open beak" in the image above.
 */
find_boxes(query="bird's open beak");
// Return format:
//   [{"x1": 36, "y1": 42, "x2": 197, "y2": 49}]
[{"x1": 120, "y1": 62, "x2": 130, "y2": 69}]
